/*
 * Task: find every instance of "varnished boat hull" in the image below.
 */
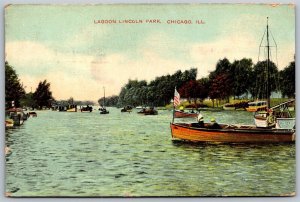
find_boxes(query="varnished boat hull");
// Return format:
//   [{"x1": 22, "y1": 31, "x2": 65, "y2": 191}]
[
  {"x1": 174, "y1": 110, "x2": 198, "y2": 118},
  {"x1": 170, "y1": 123, "x2": 295, "y2": 143}
]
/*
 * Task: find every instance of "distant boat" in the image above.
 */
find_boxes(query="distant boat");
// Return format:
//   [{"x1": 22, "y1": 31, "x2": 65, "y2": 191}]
[
  {"x1": 138, "y1": 107, "x2": 158, "y2": 115},
  {"x1": 58, "y1": 105, "x2": 77, "y2": 112},
  {"x1": 246, "y1": 101, "x2": 267, "y2": 112},
  {"x1": 174, "y1": 110, "x2": 198, "y2": 118},
  {"x1": 121, "y1": 106, "x2": 132, "y2": 112},
  {"x1": 6, "y1": 108, "x2": 26, "y2": 126},
  {"x1": 80, "y1": 105, "x2": 93, "y2": 112},
  {"x1": 28, "y1": 111, "x2": 37, "y2": 117},
  {"x1": 66, "y1": 105, "x2": 77, "y2": 112},
  {"x1": 99, "y1": 87, "x2": 109, "y2": 114},
  {"x1": 223, "y1": 102, "x2": 248, "y2": 111}
]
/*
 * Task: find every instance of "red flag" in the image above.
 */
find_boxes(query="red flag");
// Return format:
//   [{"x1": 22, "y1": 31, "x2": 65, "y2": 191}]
[{"x1": 174, "y1": 88, "x2": 180, "y2": 107}]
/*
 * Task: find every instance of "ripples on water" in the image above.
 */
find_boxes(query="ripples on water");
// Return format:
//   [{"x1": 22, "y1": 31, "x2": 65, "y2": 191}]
[{"x1": 5, "y1": 109, "x2": 295, "y2": 196}]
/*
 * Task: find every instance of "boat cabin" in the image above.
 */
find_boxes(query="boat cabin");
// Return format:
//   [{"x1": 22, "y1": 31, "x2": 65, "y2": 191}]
[{"x1": 246, "y1": 101, "x2": 267, "y2": 112}]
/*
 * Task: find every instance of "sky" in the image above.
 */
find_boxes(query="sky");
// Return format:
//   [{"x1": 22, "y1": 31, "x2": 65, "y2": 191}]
[{"x1": 5, "y1": 4, "x2": 295, "y2": 102}]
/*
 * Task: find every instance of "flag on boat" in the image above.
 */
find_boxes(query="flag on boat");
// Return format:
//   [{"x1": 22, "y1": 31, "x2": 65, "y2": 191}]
[{"x1": 174, "y1": 88, "x2": 180, "y2": 107}]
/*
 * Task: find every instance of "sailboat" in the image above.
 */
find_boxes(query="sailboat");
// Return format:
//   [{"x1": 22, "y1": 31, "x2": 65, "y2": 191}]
[
  {"x1": 253, "y1": 18, "x2": 295, "y2": 129},
  {"x1": 99, "y1": 87, "x2": 109, "y2": 114},
  {"x1": 170, "y1": 18, "x2": 295, "y2": 143}
]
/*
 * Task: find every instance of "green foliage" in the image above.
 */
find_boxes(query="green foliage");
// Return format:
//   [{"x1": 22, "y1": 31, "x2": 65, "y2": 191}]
[
  {"x1": 251, "y1": 60, "x2": 279, "y2": 99},
  {"x1": 20, "y1": 92, "x2": 37, "y2": 108},
  {"x1": 99, "y1": 95, "x2": 119, "y2": 107},
  {"x1": 231, "y1": 58, "x2": 253, "y2": 98},
  {"x1": 208, "y1": 58, "x2": 234, "y2": 103},
  {"x1": 67, "y1": 97, "x2": 74, "y2": 104},
  {"x1": 111, "y1": 56, "x2": 294, "y2": 108},
  {"x1": 33, "y1": 80, "x2": 53, "y2": 109},
  {"x1": 115, "y1": 68, "x2": 197, "y2": 107},
  {"x1": 279, "y1": 61, "x2": 295, "y2": 98},
  {"x1": 178, "y1": 78, "x2": 209, "y2": 104},
  {"x1": 5, "y1": 62, "x2": 25, "y2": 108}
]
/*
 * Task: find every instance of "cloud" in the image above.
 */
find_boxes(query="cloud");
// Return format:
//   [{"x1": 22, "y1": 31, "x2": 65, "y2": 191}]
[
  {"x1": 189, "y1": 28, "x2": 294, "y2": 78},
  {"x1": 5, "y1": 26, "x2": 294, "y2": 102},
  {"x1": 6, "y1": 41, "x2": 101, "y2": 101}
]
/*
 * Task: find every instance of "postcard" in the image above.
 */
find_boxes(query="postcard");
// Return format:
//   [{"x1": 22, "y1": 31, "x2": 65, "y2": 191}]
[{"x1": 5, "y1": 4, "x2": 295, "y2": 197}]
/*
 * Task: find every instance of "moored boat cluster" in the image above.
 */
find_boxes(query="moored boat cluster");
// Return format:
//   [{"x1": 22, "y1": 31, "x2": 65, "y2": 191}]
[{"x1": 5, "y1": 107, "x2": 37, "y2": 128}]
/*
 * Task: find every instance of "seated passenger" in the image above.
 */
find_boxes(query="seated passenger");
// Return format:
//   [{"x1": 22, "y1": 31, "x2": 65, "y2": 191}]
[
  {"x1": 191, "y1": 114, "x2": 205, "y2": 128},
  {"x1": 208, "y1": 118, "x2": 221, "y2": 129},
  {"x1": 179, "y1": 106, "x2": 184, "y2": 112},
  {"x1": 266, "y1": 110, "x2": 276, "y2": 128},
  {"x1": 197, "y1": 114, "x2": 205, "y2": 128}
]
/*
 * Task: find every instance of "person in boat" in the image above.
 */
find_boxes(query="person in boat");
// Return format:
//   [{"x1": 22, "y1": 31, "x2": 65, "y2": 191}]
[
  {"x1": 197, "y1": 114, "x2": 205, "y2": 127},
  {"x1": 179, "y1": 106, "x2": 184, "y2": 112},
  {"x1": 266, "y1": 110, "x2": 276, "y2": 128},
  {"x1": 190, "y1": 114, "x2": 205, "y2": 128},
  {"x1": 208, "y1": 118, "x2": 221, "y2": 129}
]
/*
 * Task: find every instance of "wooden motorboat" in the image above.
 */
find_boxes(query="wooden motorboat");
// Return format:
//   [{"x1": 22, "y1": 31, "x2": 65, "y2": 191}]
[
  {"x1": 6, "y1": 108, "x2": 26, "y2": 126},
  {"x1": 99, "y1": 108, "x2": 109, "y2": 114},
  {"x1": 28, "y1": 111, "x2": 37, "y2": 117},
  {"x1": 138, "y1": 107, "x2": 158, "y2": 115},
  {"x1": 170, "y1": 122, "x2": 295, "y2": 143},
  {"x1": 174, "y1": 110, "x2": 198, "y2": 118},
  {"x1": 121, "y1": 106, "x2": 132, "y2": 112},
  {"x1": 80, "y1": 105, "x2": 93, "y2": 112}
]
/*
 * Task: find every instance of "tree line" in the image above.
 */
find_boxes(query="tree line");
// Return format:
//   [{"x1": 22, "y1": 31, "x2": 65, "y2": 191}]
[
  {"x1": 6, "y1": 61, "x2": 97, "y2": 109},
  {"x1": 6, "y1": 62, "x2": 54, "y2": 109},
  {"x1": 6, "y1": 57, "x2": 295, "y2": 110},
  {"x1": 112, "y1": 68, "x2": 198, "y2": 107},
  {"x1": 99, "y1": 58, "x2": 295, "y2": 108}
]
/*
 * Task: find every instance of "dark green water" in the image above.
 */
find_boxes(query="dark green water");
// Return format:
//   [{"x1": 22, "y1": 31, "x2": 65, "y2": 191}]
[{"x1": 5, "y1": 108, "x2": 295, "y2": 197}]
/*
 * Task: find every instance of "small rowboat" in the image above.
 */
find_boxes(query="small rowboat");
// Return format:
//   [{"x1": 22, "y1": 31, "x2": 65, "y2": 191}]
[
  {"x1": 170, "y1": 122, "x2": 295, "y2": 143},
  {"x1": 174, "y1": 110, "x2": 198, "y2": 118}
]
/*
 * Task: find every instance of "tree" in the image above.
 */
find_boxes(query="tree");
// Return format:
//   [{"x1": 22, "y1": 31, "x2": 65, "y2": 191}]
[
  {"x1": 115, "y1": 68, "x2": 197, "y2": 107},
  {"x1": 5, "y1": 61, "x2": 25, "y2": 108},
  {"x1": 251, "y1": 60, "x2": 279, "y2": 99},
  {"x1": 98, "y1": 95, "x2": 119, "y2": 107},
  {"x1": 20, "y1": 92, "x2": 37, "y2": 108},
  {"x1": 178, "y1": 80, "x2": 198, "y2": 103},
  {"x1": 33, "y1": 80, "x2": 53, "y2": 109},
  {"x1": 279, "y1": 61, "x2": 295, "y2": 98},
  {"x1": 67, "y1": 97, "x2": 74, "y2": 104},
  {"x1": 231, "y1": 58, "x2": 253, "y2": 98},
  {"x1": 197, "y1": 78, "x2": 210, "y2": 102},
  {"x1": 208, "y1": 58, "x2": 233, "y2": 103},
  {"x1": 209, "y1": 73, "x2": 232, "y2": 106}
]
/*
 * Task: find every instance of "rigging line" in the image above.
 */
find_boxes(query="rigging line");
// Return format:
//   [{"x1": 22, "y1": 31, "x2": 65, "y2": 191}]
[
  {"x1": 258, "y1": 28, "x2": 267, "y2": 62},
  {"x1": 270, "y1": 30, "x2": 279, "y2": 69},
  {"x1": 270, "y1": 30, "x2": 280, "y2": 93}
]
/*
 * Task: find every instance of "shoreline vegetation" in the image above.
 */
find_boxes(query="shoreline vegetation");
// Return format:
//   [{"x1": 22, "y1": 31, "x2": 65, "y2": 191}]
[
  {"x1": 5, "y1": 57, "x2": 295, "y2": 111},
  {"x1": 99, "y1": 58, "x2": 295, "y2": 111}
]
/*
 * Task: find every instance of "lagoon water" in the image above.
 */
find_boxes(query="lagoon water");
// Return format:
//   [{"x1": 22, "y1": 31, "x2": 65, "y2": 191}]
[{"x1": 5, "y1": 108, "x2": 295, "y2": 197}]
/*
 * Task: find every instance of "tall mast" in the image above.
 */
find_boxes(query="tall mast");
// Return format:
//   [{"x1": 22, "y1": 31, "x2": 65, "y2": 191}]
[
  {"x1": 266, "y1": 17, "x2": 270, "y2": 109},
  {"x1": 103, "y1": 86, "x2": 106, "y2": 108}
]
